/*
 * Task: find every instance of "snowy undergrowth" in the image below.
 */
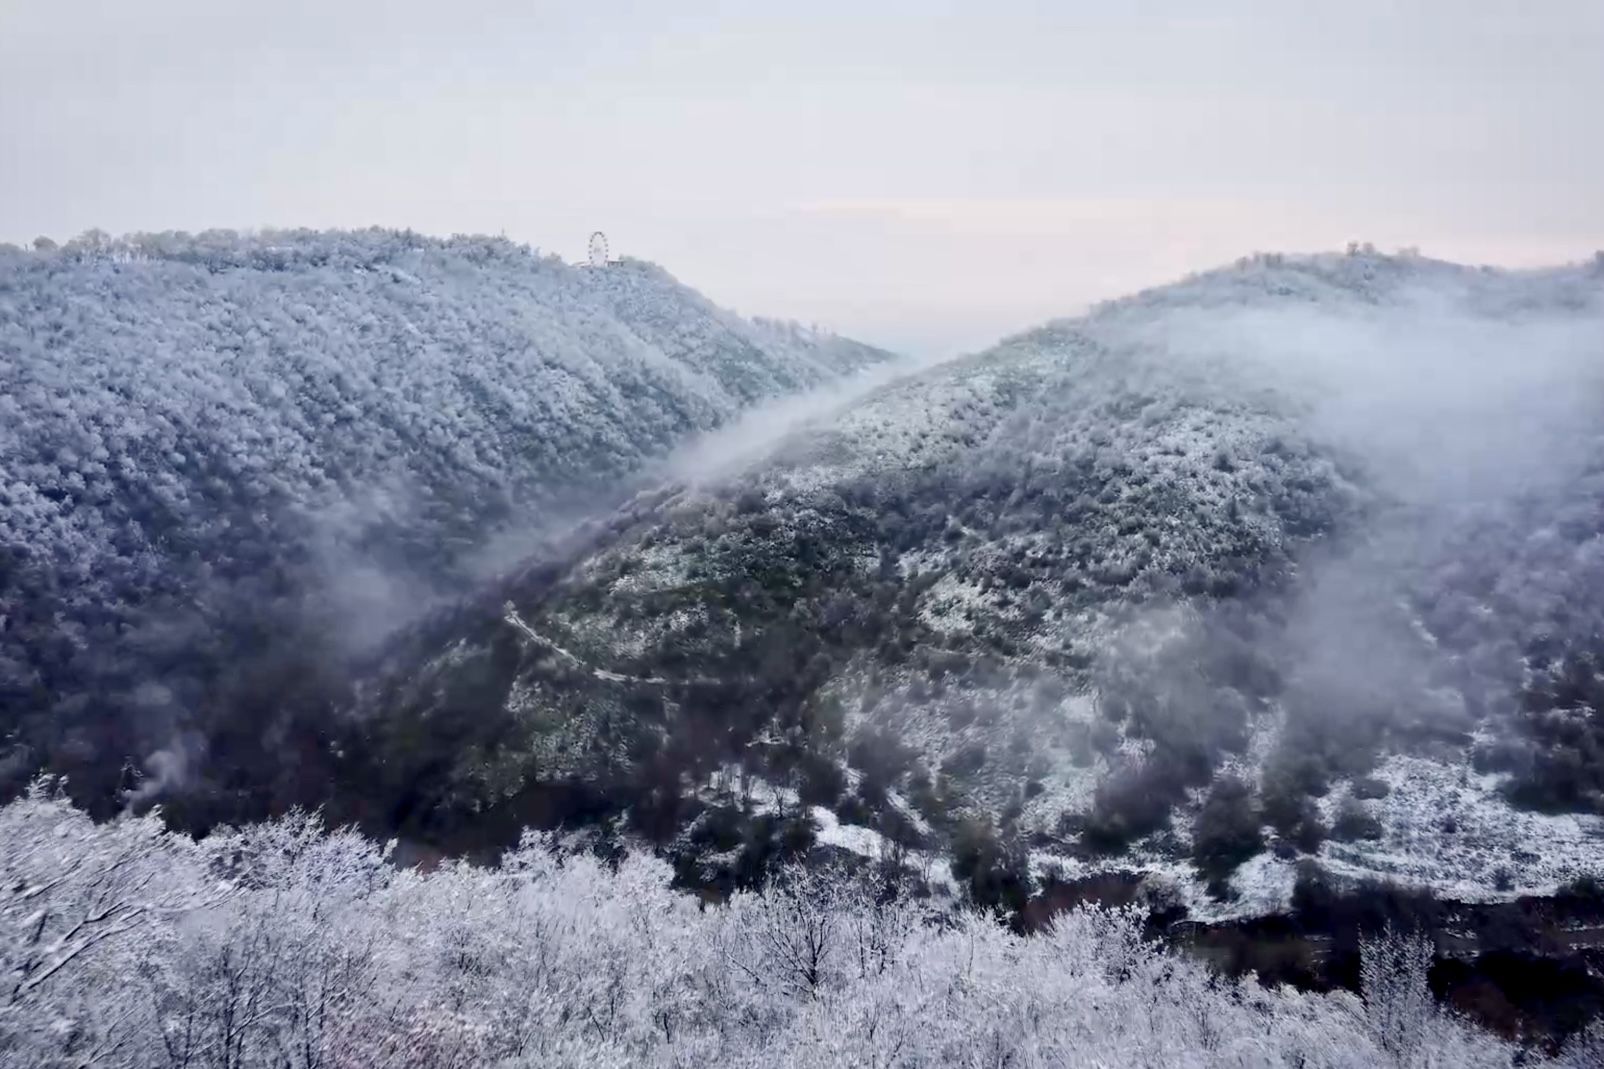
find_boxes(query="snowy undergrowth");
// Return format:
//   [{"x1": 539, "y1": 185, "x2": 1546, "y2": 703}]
[
  {"x1": 1040, "y1": 748, "x2": 1604, "y2": 924},
  {"x1": 754, "y1": 734, "x2": 1604, "y2": 924}
]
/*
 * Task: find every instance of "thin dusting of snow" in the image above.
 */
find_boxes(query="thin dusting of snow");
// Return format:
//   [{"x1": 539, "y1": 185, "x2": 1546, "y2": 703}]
[
  {"x1": 502, "y1": 601, "x2": 678, "y2": 685},
  {"x1": 604, "y1": 541, "x2": 697, "y2": 596},
  {"x1": 918, "y1": 573, "x2": 999, "y2": 635},
  {"x1": 1316, "y1": 754, "x2": 1604, "y2": 901}
]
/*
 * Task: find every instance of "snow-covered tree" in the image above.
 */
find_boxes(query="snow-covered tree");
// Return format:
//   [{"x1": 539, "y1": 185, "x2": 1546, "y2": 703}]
[
  {"x1": 0, "y1": 787, "x2": 219, "y2": 1066},
  {"x1": 0, "y1": 789, "x2": 1576, "y2": 1068}
]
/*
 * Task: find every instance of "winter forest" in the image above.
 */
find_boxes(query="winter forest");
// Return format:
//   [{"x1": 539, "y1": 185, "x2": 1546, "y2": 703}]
[
  {"x1": 4, "y1": 229, "x2": 1604, "y2": 1067},
  {"x1": 11, "y1": 0, "x2": 1604, "y2": 1059}
]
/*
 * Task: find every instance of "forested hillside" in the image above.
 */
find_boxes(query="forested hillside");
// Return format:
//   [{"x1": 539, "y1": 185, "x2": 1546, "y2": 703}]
[
  {"x1": 4, "y1": 239, "x2": 1604, "y2": 1063},
  {"x1": 352, "y1": 251, "x2": 1604, "y2": 915},
  {"x1": 0, "y1": 229, "x2": 890, "y2": 821}
]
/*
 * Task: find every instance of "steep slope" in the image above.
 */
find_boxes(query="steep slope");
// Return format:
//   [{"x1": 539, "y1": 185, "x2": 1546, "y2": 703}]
[
  {"x1": 0, "y1": 228, "x2": 891, "y2": 818},
  {"x1": 351, "y1": 251, "x2": 1604, "y2": 912}
]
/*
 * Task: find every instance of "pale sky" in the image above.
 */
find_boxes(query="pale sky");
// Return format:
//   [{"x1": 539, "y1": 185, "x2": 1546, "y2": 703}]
[{"x1": 3, "y1": 1, "x2": 1601, "y2": 354}]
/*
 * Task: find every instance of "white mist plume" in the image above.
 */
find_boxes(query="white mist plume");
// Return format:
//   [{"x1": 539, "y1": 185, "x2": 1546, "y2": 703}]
[
  {"x1": 660, "y1": 350, "x2": 956, "y2": 486},
  {"x1": 1099, "y1": 269, "x2": 1604, "y2": 507},
  {"x1": 1098, "y1": 258, "x2": 1604, "y2": 762}
]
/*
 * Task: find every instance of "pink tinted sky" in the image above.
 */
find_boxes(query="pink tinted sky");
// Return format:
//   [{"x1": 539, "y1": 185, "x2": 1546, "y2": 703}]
[{"x1": 3, "y1": 1, "x2": 1600, "y2": 354}]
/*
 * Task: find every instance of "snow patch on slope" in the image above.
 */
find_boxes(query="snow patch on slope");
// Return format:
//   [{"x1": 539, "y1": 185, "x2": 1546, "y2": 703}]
[{"x1": 1318, "y1": 755, "x2": 1604, "y2": 899}]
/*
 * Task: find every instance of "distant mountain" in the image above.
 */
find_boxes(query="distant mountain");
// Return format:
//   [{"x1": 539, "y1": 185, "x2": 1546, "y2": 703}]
[
  {"x1": 0, "y1": 228, "x2": 892, "y2": 817},
  {"x1": 349, "y1": 251, "x2": 1604, "y2": 914}
]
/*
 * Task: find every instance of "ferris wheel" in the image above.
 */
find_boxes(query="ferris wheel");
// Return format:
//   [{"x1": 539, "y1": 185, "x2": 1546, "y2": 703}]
[{"x1": 587, "y1": 231, "x2": 610, "y2": 268}]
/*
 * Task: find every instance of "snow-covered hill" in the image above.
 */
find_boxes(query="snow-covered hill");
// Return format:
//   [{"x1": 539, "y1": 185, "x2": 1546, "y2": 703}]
[
  {"x1": 0, "y1": 228, "x2": 892, "y2": 815},
  {"x1": 353, "y1": 250, "x2": 1604, "y2": 913}
]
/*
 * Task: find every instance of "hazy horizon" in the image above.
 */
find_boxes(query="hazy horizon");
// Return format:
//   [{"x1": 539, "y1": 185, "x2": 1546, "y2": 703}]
[{"x1": 4, "y1": 1, "x2": 1602, "y2": 354}]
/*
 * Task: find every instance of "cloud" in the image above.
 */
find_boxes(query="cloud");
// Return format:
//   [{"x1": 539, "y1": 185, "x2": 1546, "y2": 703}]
[{"x1": 659, "y1": 351, "x2": 954, "y2": 487}]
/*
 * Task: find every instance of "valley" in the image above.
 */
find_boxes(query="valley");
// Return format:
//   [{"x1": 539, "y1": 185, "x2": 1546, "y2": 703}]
[{"x1": 3, "y1": 233, "x2": 1603, "y2": 1064}]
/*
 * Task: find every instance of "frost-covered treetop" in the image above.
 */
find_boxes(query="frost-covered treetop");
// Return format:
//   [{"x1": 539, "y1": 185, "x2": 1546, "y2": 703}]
[
  {"x1": 0, "y1": 227, "x2": 885, "y2": 585},
  {"x1": 1, "y1": 788, "x2": 1580, "y2": 1068}
]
